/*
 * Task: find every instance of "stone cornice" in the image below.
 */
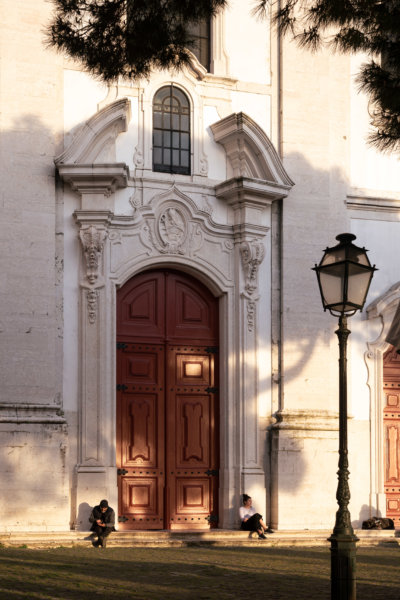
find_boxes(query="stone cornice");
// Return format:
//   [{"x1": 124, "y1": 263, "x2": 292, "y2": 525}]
[
  {"x1": 0, "y1": 404, "x2": 66, "y2": 424},
  {"x1": 272, "y1": 409, "x2": 341, "y2": 432},
  {"x1": 57, "y1": 163, "x2": 130, "y2": 196},
  {"x1": 215, "y1": 176, "x2": 291, "y2": 206}
]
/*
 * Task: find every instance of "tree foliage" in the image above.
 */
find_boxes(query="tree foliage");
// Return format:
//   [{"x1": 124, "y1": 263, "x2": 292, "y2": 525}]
[
  {"x1": 47, "y1": 0, "x2": 400, "y2": 152},
  {"x1": 47, "y1": 0, "x2": 227, "y2": 81}
]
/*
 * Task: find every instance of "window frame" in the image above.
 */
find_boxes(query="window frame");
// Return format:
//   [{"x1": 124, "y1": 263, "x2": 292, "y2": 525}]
[{"x1": 152, "y1": 84, "x2": 191, "y2": 176}]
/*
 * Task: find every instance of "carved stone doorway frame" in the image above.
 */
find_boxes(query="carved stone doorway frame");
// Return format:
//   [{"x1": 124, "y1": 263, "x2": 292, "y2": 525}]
[
  {"x1": 366, "y1": 283, "x2": 400, "y2": 517},
  {"x1": 55, "y1": 100, "x2": 294, "y2": 529}
]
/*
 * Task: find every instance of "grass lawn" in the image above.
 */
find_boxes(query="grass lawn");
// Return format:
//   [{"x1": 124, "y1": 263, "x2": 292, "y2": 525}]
[{"x1": 0, "y1": 545, "x2": 398, "y2": 599}]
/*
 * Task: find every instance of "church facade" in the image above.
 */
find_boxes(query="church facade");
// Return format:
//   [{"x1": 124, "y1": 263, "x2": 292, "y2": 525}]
[{"x1": 1, "y1": 0, "x2": 400, "y2": 532}]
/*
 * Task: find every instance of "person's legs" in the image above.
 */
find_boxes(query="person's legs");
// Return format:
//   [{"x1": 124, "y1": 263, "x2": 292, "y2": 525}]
[
  {"x1": 98, "y1": 527, "x2": 113, "y2": 548},
  {"x1": 242, "y1": 513, "x2": 265, "y2": 536}
]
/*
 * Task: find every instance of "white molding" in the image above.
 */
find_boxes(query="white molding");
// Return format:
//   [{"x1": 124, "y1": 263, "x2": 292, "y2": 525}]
[
  {"x1": 210, "y1": 112, "x2": 294, "y2": 187},
  {"x1": 55, "y1": 99, "x2": 131, "y2": 165},
  {"x1": 0, "y1": 403, "x2": 66, "y2": 424}
]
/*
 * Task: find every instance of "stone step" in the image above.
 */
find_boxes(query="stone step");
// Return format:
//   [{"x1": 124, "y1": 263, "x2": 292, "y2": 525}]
[{"x1": 0, "y1": 529, "x2": 398, "y2": 549}]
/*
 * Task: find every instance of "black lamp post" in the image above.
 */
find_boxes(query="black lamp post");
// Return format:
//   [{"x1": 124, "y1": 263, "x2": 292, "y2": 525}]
[{"x1": 313, "y1": 233, "x2": 376, "y2": 600}]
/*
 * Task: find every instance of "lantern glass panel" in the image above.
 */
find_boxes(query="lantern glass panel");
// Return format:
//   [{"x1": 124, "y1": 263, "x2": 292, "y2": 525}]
[
  {"x1": 321, "y1": 248, "x2": 346, "y2": 266},
  {"x1": 319, "y1": 268, "x2": 345, "y2": 307},
  {"x1": 347, "y1": 264, "x2": 373, "y2": 307}
]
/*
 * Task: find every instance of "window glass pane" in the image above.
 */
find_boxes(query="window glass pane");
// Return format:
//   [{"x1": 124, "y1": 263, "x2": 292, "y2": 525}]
[
  {"x1": 181, "y1": 115, "x2": 189, "y2": 131},
  {"x1": 172, "y1": 114, "x2": 179, "y2": 130},
  {"x1": 181, "y1": 132, "x2": 189, "y2": 150},
  {"x1": 163, "y1": 131, "x2": 171, "y2": 147},
  {"x1": 153, "y1": 113, "x2": 162, "y2": 129},
  {"x1": 153, "y1": 148, "x2": 162, "y2": 165},
  {"x1": 181, "y1": 151, "x2": 189, "y2": 167},
  {"x1": 172, "y1": 132, "x2": 180, "y2": 149},
  {"x1": 163, "y1": 149, "x2": 171, "y2": 165},
  {"x1": 172, "y1": 150, "x2": 180, "y2": 166},
  {"x1": 162, "y1": 113, "x2": 171, "y2": 129},
  {"x1": 153, "y1": 130, "x2": 162, "y2": 146}
]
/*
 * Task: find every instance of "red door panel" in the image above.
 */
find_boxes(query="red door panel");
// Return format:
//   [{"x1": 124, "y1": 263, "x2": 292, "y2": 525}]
[
  {"x1": 117, "y1": 270, "x2": 219, "y2": 530},
  {"x1": 166, "y1": 272, "x2": 218, "y2": 343},
  {"x1": 117, "y1": 343, "x2": 165, "y2": 530},
  {"x1": 117, "y1": 271, "x2": 165, "y2": 341},
  {"x1": 383, "y1": 346, "x2": 400, "y2": 528},
  {"x1": 166, "y1": 346, "x2": 218, "y2": 529}
]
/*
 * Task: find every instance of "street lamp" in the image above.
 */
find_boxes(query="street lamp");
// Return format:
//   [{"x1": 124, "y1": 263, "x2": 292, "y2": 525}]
[{"x1": 313, "y1": 233, "x2": 376, "y2": 600}]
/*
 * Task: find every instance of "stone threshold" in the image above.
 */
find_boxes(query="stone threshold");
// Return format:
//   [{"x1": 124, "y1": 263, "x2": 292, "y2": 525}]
[{"x1": 0, "y1": 529, "x2": 398, "y2": 549}]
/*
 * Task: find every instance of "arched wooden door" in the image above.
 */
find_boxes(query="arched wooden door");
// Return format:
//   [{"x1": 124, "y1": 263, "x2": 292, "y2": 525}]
[
  {"x1": 383, "y1": 346, "x2": 400, "y2": 528},
  {"x1": 116, "y1": 269, "x2": 219, "y2": 530}
]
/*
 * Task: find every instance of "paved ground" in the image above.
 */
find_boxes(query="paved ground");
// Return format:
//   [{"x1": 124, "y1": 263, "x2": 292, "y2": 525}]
[{"x1": 0, "y1": 545, "x2": 398, "y2": 599}]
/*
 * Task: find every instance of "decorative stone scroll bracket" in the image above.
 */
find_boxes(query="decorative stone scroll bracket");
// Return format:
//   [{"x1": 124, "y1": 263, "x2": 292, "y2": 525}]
[
  {"x1": 79, "y1": 225, "x2": 108, "y2": 285},
  {"x1": 240, "y1": 240, "x2": 265, "y2": 332},
  {"x1": 75, "y1": 211, "x2": 113, "y2": 326}
]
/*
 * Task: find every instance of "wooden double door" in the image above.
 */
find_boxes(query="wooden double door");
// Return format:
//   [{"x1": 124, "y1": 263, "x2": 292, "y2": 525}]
[
  {"x1": 383, "y1": 346, "x2": 400, "y2": 528},
  {"x1": 116, "y1": 270, "x2": 219, "y2": 530}
]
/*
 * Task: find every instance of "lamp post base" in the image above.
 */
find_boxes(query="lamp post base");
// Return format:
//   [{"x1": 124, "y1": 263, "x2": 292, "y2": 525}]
[{"x1": 328, "y1": 532, "x2": 359, "y2": 600}]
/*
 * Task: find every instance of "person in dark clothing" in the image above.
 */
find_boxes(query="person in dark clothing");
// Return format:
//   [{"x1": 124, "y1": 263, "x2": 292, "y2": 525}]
[
  {"x1": 239, "y1": 494, "x2": 272, "y2": 539},
  {"x1": 89, "y1": 499, "x2": 115, "y2": 547}
]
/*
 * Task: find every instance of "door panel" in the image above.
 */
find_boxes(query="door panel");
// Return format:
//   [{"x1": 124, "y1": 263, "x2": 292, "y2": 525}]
[
  {"x1": 117, "y1": 271, "x2": 165, "y2": 341},
  {"x1": 117, "y1": 270, "x2": 219, "y2": 530},
  {"x1": 117, "y1": 343, "x2": 165, "y2": 530},
  {"x1": 166, "y1": 272, "x2": 218, "y2": 343},
  {"x1": 383, "y1": 346, "x2": 400, "y2": 528},
  {"x1": 166, "y1": 346, "x2": 218, "y2": 529}
]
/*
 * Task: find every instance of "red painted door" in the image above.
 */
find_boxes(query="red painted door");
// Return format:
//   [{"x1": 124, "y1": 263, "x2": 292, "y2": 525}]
[
  {"x1": 117, "y1": 270, "x2": 219, "y2": 530},
  {"x1": 383, "y1": 346, "x2": 400, "y2": 529}
]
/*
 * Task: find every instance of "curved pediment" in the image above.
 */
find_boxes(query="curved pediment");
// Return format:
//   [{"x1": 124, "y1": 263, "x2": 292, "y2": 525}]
[
  {"x1": 55, "y1": 98, "x2": 131, "y2": 165},
  {"x1": 210, "y1": 112, "x2": 294, "y2": 188}
]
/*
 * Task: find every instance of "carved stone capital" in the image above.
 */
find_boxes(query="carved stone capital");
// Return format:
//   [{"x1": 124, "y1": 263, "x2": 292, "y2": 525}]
[{"x1": 79, "y1": 225, "x2": 108, "y2": 284}]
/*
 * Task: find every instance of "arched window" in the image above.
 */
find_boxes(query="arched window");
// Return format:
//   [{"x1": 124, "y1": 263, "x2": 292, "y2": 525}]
[{"x1": 153, "y1": 85, "x2": 191, "y2": 175}]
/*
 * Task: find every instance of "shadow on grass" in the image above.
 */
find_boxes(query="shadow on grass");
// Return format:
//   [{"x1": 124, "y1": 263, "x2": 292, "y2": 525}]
[{"x1": 0, "y1": 546, "x2": 398, "y2": 600}]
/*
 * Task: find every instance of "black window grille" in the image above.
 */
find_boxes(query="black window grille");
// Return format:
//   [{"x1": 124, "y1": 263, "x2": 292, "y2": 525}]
[{"x1": 153, "y1": 85, "x2": 191, "y2": 175}]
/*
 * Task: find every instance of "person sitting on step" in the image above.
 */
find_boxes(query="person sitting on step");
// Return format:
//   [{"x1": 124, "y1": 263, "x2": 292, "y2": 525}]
[
  {"x1": 89, "y1": 499, "x2": 115, "y2": 548},
  {"x1": 239, "y1": 494, "x2": 272, "y2": 539}
]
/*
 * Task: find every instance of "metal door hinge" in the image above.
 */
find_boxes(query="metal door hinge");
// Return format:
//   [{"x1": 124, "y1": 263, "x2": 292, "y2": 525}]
[
  {"x1": 117, "y1": 468, "x2": 128, "y2": 475},
  {"x1": 205, "y1": 469, "x2": 218, "y2": 476},
  {"x1": 117, "y1": 342, "x2": 127, "y2": 349},
  {"x1": 206, "y1": 514, "x2": 218, "y2": 523},
  {"x1": 116, "y1": 384, "x2": 128, "y2": 392},
  {"x1": 205, "y1": 387, "x2": 218, "y2": 394},
  {"x1": 118, "y1": 515, "x2": 129, "y2": 523},
  {"x1": 205, "y1": 346, "x2": 219, "y2": 354}
]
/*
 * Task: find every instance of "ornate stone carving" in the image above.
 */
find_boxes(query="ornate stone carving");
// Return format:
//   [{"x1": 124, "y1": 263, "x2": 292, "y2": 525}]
[
  {"x1": 133, "y1": 146, "x2": 144, "y2": 168},
  {"x1": 240, "y1": 240, "x2": 265, "y2": 332},
  {"x1": 240, "y1": 241, "x2": 265, "y2": 296},
  {"x1": 141, "y1": 207, "x2": 203, "y2": 258},
  {"x1": 86, "y1": 289, "x2": 99, "y2": 324},
  {"x1": 129, "y1": 189, "x2": 143, "y2": 212},
  {"x1": 79, "y1": 225, "x2": 107, "y2": 284},
  {"x1": 158, "y1": 207, "x2": 187, "y2": 253}
]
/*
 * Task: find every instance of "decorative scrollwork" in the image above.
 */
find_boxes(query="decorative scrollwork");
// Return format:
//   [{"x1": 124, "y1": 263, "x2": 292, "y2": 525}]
[
  {"x1": 240, "y1": 240, "x2": 265, "y2": 332},
  {"x1": 86, "y1": 289, "x2": 99, "y2": 324}
]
